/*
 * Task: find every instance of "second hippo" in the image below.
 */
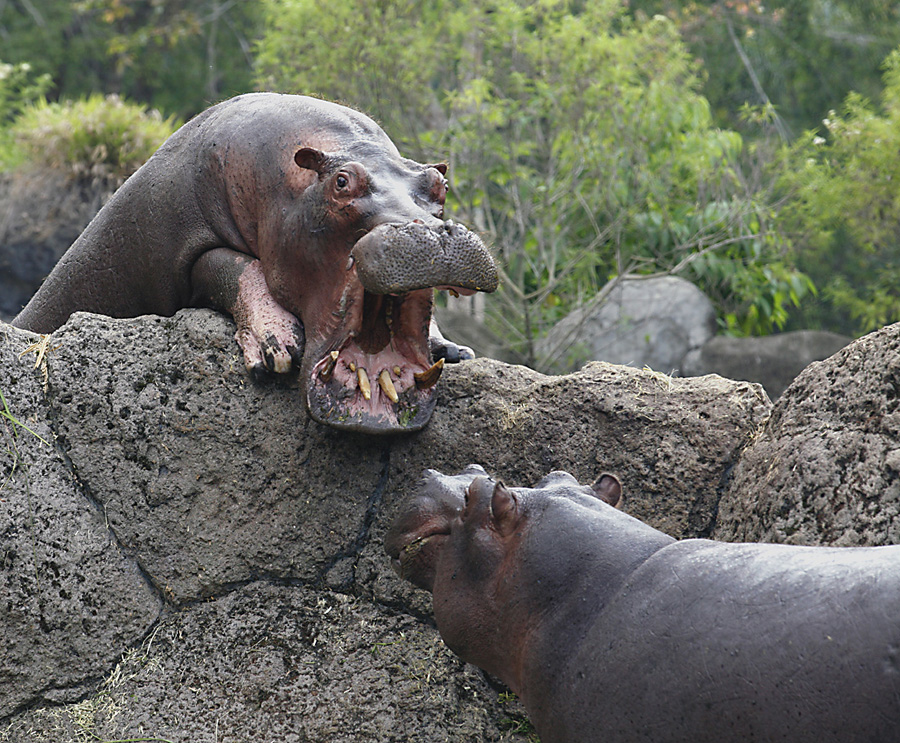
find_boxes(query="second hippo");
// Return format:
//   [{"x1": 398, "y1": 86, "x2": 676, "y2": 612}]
[
  {"x1": 386, "y1": 465, "x2": 900, "y2": 743},
  {"x1": 13, "y1": 93, "x2": 498, "y2": 434}
]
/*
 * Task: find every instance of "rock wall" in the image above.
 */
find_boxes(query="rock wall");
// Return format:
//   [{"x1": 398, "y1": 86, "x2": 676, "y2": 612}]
[
  {"x1": 1, "y1": 310, "x2": 770, "y2": 741},
  {"x1": 716, "y1": 322, "x2": 900, "y2": 547}
]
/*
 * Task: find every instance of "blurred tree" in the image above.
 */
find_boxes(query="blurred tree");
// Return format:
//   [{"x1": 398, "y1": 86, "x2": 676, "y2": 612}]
[
  {"x1": 779, "y1": 48, "x2": 900, "y2": 334},
  {"x1": 258, "y1": 0, "x2": 810, "y2": 367},
  {"x1": 0, "y1": 0, "x2": 111, "y2": 102},
  {"x1": 628, "y1": 0, "x2": 900, "y2": 137},
  {"x1": 255, "y1": 0, "x2": 457, "y2": 159},
  {"x1": 0, "y1": 0, "x2": 262, "y2": 117},
  {"x1": 0, "y1": 60, "x2": 53, "y2": 168}
]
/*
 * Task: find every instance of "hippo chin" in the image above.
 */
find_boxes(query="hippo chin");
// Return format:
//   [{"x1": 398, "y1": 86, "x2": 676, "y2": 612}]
[
  {"x1": 12, "y1": 93, "x2": 498, "y2": 434},
  {"x1": 386, "y1": 466, "x2": 900, "y2": 743}
]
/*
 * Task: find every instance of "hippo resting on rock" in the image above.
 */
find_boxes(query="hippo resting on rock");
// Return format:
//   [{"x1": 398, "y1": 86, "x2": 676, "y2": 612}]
[
  {"x1": 386, "y1": 465, "x2": 900, "y2": 743},
  {"x1": 12, "y1": 93, "x2": 498, "y2": 433}
]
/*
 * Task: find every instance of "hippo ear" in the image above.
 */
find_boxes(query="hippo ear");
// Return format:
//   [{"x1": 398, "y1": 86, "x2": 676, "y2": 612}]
[
  {"x1": 490, "y1": 481, "x2": 520, "y2": 537},
  {"x1": 428, "y1": 163, "x2": 448, "y2": 176},
  {"x1": 591, "y1": 474, "x2": 622, "y2": 508},
  {"x1": 294, "y1": 147, "x2": 329, "y2": 175}
]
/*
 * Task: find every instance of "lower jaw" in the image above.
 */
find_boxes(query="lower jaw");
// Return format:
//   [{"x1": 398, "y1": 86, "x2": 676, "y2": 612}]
[{"x1": 306, "y1": 381, "x2": 437, "y2": 434}]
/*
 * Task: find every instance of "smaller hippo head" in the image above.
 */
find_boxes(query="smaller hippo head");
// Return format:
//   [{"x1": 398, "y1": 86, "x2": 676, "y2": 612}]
[{"x1": 385, "y1": 466, "x2": 627, "y2": 685}]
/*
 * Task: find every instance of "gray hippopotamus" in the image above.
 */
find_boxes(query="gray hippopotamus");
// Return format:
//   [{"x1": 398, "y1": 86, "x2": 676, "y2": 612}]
[
  {"x1": 385, "y1": 465, "x2": 900, "y2": 743},
  {"x1": 12, "y1": 93, "x2": 498, "y2": 434}
]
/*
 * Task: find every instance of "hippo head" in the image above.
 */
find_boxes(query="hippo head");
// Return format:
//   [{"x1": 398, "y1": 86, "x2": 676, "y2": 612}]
[
  {"x1": 257, "y1": 144, "x2": 498, "y2": 434},
  {"x1": 384, "y1": 466, "x2": 624, "y2": 683}
]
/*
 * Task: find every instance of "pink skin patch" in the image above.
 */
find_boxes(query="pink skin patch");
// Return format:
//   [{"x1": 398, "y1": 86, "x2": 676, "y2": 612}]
[{"x1": 233, "y1": 260, "x2": 302, "y2": 373}]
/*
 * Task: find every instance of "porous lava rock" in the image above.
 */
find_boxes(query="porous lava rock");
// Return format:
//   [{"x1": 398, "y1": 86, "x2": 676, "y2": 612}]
[
  {"x1": 715, "y1": 322, "x2": 900, "y2": 546},
  {"x1": 1, "y1": 309, "x2": 770, "y2": 740}
]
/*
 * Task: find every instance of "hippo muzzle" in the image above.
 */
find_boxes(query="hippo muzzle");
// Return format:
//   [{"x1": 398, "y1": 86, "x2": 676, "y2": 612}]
[
  {"x1": 385, "y1": 465, "x2": 487, "y2": 589},
  {"x1": 351, "y1": 221, "x2": 499, "y2": 296}
]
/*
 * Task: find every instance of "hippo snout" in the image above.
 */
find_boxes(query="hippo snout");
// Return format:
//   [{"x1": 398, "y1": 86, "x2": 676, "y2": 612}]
[
  {"x1": 351, "y1": 221, "x2": 499, "y2": 296},
  {"x1": 384, "y1": 492, "x2": 455, "y2": 591},
  {"x1": 385, "y1": 466, "x2": 488, "y2": 590}
]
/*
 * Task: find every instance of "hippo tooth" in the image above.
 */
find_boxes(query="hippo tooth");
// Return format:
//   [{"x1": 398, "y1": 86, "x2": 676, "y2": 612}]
[
  {"x1": 358, "y1": 367, "x2": 372, "y2": 400},
  {"x1": 378, "y1": 369, "x2": 399, "y2": 403},
  {"x1": 414, "y1": 358, "x2": 444, "y2": 390},
  {"x1": 319, "y1": 350, "x2": 339, "y2": 381},
  {"x1": 393, "y1": 365, "x2": 402, "y2": 377}
]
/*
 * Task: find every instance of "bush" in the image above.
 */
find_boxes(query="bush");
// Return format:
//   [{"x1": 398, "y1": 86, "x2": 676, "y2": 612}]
[
  {"x1": 779, "y1": 48, "x2": 900, "y2": 335},
  {"x1": 9, "y1": 93, "x2": 180, "y2": 186},
  {"x1": 0, "y1": 61, "x2": 52, "y2": 169}
]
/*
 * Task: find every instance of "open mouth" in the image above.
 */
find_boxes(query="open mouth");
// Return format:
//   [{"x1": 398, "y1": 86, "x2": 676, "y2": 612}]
[
  {"x1": 304, "y1": 219, "x2": 498, "y2": 434},
  {"x1": 305, "y1": 281, "x2": 451, "y2": 433}
]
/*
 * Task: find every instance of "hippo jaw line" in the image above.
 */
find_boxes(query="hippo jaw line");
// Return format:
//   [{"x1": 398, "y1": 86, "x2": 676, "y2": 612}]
[
  {"x1": 388, "y1": 521, "x2": 455, "y2": 591},
  {"x1": 392, "y1": 531, "x2": 447, "y2": 579}
]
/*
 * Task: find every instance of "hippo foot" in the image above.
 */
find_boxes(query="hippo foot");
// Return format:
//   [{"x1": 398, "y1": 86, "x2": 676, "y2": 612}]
[
  {"x1": 427, "y1": 317, "x2": 474, "y2": 364},
  {"x1": 429, "y1": 337, "x2": 474, "y2": 364},
  {"x1": 233, "y1": 262, "x2": 304, "y2": 377}
]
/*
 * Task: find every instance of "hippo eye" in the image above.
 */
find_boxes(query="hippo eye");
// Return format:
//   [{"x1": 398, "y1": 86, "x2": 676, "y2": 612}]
[{"x1": 336, "y1": 174, "x2": 349, "y2": 190}]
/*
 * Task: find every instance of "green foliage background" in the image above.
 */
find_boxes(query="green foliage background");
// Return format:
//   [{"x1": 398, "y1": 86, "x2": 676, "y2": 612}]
[
  {"x1": 1, "y1": 0, "x2": 898, "y2": 360},
  {"x1": 256, "y1": 0, "x2": 816, "y2": 365},
  {"x1": 780, "y1": 49, "x2": 900, "y2": 334}
]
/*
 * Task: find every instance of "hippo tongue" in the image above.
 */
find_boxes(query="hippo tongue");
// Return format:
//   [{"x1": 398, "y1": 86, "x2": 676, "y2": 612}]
[{"x1": 351, "y1": 221, "x2": 498, "y2": 295}]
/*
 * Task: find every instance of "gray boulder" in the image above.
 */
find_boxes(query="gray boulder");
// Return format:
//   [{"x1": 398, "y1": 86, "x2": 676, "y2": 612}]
[
  {"x1": 715, "y1": 322, "x2": 900, "y2": 546},
  {"x1": 537, "y1": 275, "x2": 716, "y2": 374},
  {"x1": 682, "y1": 330, "x2": 852, "y2": 399},
  {"x1": 1, "y1": 309, "x2": 770, "y2": 739}
]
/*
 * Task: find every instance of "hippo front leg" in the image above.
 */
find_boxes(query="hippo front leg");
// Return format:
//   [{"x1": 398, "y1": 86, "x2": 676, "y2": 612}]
[
  {"x1": 428, "y1": 318, "x2": 474, "y2": 364},
  {"x1": 191, "y1": 248, "x2": 304, "y2": 379}
]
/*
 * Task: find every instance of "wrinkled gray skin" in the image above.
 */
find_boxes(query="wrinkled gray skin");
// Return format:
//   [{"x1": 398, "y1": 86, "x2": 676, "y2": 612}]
[
  {"x1": 386, "y1": 466, "x2": 900, "y2": 743},
  {"x1": 13, "y1": 93, "x2": 498, "y2": 433}
]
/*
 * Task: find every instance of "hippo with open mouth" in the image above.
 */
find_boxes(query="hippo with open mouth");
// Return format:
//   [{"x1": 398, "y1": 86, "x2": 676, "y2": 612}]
[{"x1": 13, "y1": 93, "x2": 498, "y2": 433}]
